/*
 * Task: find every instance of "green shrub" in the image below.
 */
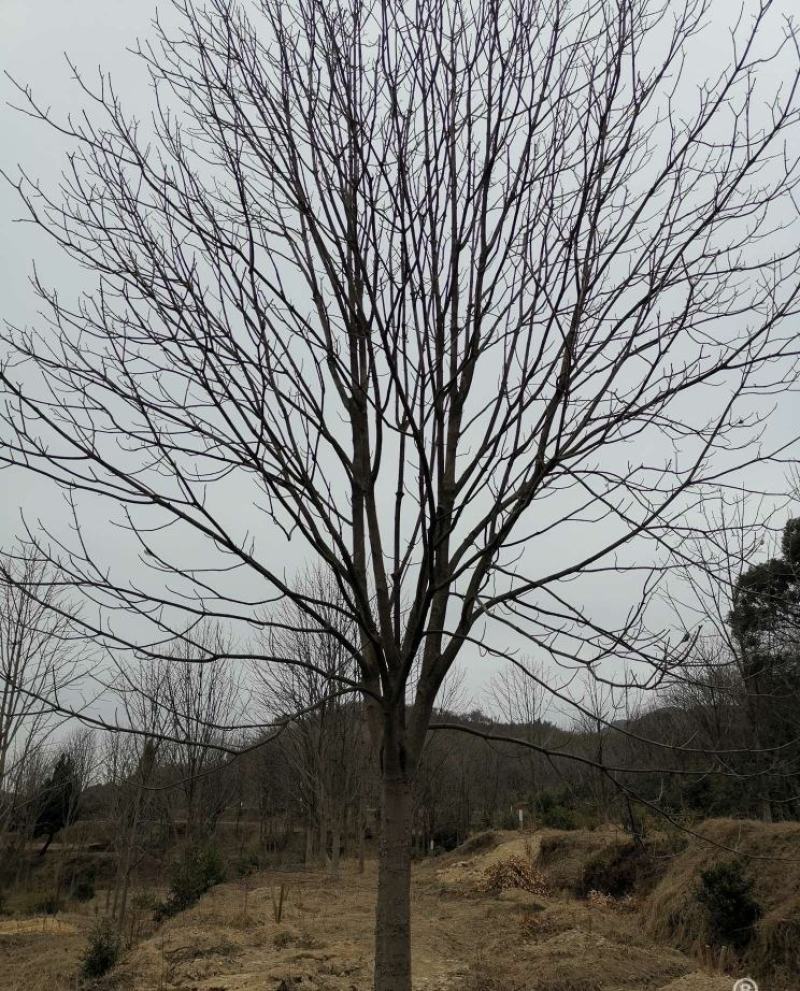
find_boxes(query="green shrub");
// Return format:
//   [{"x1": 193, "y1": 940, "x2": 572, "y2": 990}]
[
  {"x1": 33, "y1": 894, "x2": 62, "y2": 915},
  {"x1": 81, "y1": 917, "x2": 119, "y2": 979},
  {"x1": 234, "y1": 849, "x2": 261, "y2": 877},
  {"x1": 534, "y1": 791, "x2": 579, "y2": 830},
  {"x1": 498, "y1": 808, "x2": 520, "y2": 830},
  {"x1": 155, "y1": 843, "x2": 226, "y2": 920},
  {"x1": 71, "y1": 867, "x2": 96, "y2": 903},
  {"x1": 542, "y1": 805, "x2": 578, "y2": 830},
  {"x1": 696, "y1": 860, "x2": 761, "y2": 951},
  {"x1": 131, "y1": 888, "x2": 159, "y2": 913}
]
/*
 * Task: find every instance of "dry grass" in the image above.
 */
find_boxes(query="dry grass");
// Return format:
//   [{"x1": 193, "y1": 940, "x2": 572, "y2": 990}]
[
  {"x1": 0, "y1": 921, "x2": 88, "y2": 991},
  {"x1": 585, "y1": 888, "x2": 634, "y2": 911},
  {"x1": 643, "y1": 817, "x2": 800, "y2": 987},
  {"x1": 535, "y1": 828, "x2": 624, "y2": 892},
  {"x1": 656, "y1": 976, "x2": 733, "y2": 991},
  {"x1": 431, "y1": 829, "x2": 537, "y2": 886},
  {"x1": 2, "y1": 824, "x2": 791, "y2": 991},
  {"x1": 100, "y1": 849, "x2": 708, "y2": 991},
  {"x1": 453, "y1": 831, "x2": 499, "y2": 856},
  {"x1": 0, "y1": 917, "x2": 77, "y2": 936}
]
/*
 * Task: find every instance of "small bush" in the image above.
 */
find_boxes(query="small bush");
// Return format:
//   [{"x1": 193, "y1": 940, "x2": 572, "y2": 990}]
[
  {"x1": 154, "y1": 843, "x2": 226, "y2": 921},
  {"x1": 125, "y1": 888, "x2": 159, "y2": 944},
  {"x1": 542, "y1": 805, "x2": 578, "y2": 830},
  {"x1": 430, "y1": 829, "x2": 460, "y2": 851},
  {"x1": 534, "y1": 791, "x2": 579, "y2": 830},
  {"x1": 234, "y1": 849, "x2": 261, "y2": 877},
  {"x1": 81, "y1": 917, "x2": 119, "y2": 979},
  {"x1": 33, "y1": 894, "x2": 62, "y2": 915},
  {"x1": 71, "y1": 868, "x2": 96, "y2": 903},
  {"x1": 498, "y1": 808, "x2": 521, "y2": 830},
  {"x1": 696, "y1": 860, "x2": 761, "y2": 951},
  {"x1": 131, "y1": 889, "x2": 159, "y2": 913}
]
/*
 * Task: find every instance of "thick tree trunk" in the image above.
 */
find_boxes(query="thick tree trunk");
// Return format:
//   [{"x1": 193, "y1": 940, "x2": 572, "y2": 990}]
[{"x1": 374, "y1": 771, "x2": 413, "y2": 991}]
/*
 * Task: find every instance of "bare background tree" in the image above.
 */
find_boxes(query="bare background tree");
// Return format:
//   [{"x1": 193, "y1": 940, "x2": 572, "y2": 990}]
[
  {"x1": 263, "y1": 570, "x2": 371, "y2": 872},
  {"x1": 158, "y1": 631, "x2": 243, "y2": 842},
  {"x1": 489, "y1": 662, "x2": 555, "y2": 829},
  {"x1": 2, "y1": 1, "x2": 800, "y2": 988},
  {"x1": 0, "y1": 548, "x2": 86, "y2": 852}
]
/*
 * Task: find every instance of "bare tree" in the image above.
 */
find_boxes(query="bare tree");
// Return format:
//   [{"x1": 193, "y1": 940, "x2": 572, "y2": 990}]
[
  {"x1": 3, "y1": 2, "x2": 800, "y2": 988},
  {"x1": 490, "y1": 660, "x2": 555, "y2": 827},
  {"x1": 0, "y1": 548, "x2": 86, "y2": 840},
  {"x1": 159, "y1": 631, "x2": 243, "y2": 841},
  {"x1": 262, "y1": 570, "x2": 369, "y2": 872},
  {"x1": 104, "y1": 658, "x2": 173, "y2": 941}
]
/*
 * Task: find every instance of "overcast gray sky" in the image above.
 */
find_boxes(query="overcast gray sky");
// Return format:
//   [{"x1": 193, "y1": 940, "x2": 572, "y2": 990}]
[
  {"x1": 1, "y1": 0, "x2": 799, "y2": 714},
  {"x1": 1, "y1": 0, "x2": 159, "y2": 535}
]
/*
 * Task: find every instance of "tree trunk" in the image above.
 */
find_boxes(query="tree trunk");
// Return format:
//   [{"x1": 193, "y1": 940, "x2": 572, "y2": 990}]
[
  {"x1": 374, "y1": 771, "x2": 413, "y2": 991},
  {"x1": 319, "y1": 812, "x2": 329, "y2": 867},
  {"x1": 330, "y1": 818, "x2": 341, "y2": 875}
]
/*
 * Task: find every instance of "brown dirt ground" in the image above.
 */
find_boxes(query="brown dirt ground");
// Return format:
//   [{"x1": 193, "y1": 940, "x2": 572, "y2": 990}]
[{"x1": 0, "y1": 833, "x2": 739, "y2": 991}]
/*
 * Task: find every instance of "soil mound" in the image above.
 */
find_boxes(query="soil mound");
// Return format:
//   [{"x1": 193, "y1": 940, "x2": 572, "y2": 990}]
[
  {"x1": 433, "y1": 830, "x2": 541, "y2": 886},
  {"x1": 535, "y1": 827, "x2": 626, "y2": 891}
]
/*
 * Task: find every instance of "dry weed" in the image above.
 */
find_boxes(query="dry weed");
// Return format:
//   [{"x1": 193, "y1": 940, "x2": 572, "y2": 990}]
[
  {"x1": 585, "y1": 888, "x2": 634, "y2": 911},
  {"x1": 480, "y1": 856, "x2": 549, "y2": 896},
  {"x1": 530, "y1": 980, "x2": 600, "y2": 991}
]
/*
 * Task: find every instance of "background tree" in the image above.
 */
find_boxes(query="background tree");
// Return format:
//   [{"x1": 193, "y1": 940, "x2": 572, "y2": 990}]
[
  {"x1": 728, "y1": 517, "x2": 800, "y2": 820},
  {"x1": 33, "y1": 745, "x2": 84, "y2": 856},
  {"x1": 159, "y1": 631, "x2": 243, "y2": 842},
  {"x1": 263, "y1": 571, "x2": 370, "y2": 872},
  {"x1": 490, "y1": 662, "x2": 555, "y2": 829},
  {"x1": 3, "y1": 2, "x2": 800, "y2": 989},
  {"x1": 662, "y1": 500, "x2": 800, "y2": 821},
  {"x1": 104, "y1": 658, "x2": 173, "y2": 941},
  {"x1": 0, "y1": 547, "x2": 86, "y2": 840}
]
